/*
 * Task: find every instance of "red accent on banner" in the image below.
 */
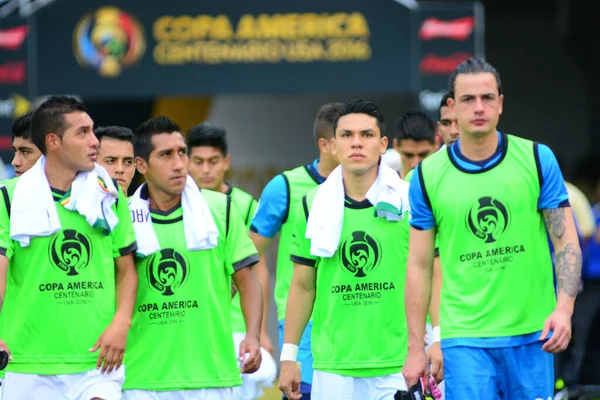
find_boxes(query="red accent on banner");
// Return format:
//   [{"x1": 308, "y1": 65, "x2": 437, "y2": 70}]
[
  {"x1": 419, "y1": 17, "x2": 474, "y2": 41},
  {"x1": 0, "y1": 61, "x2": 26, "y2": 84},
  {"x1": 420, "y1": 53, "x2": 472, "y2": 75},
  {"x1": 0, "y1": 25, "x2": 28, "y2": 50}
]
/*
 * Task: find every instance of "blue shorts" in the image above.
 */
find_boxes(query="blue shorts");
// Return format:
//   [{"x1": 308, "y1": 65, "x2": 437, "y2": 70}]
[
  {"x1": 444, "y1": 340, "x2": 554, "y2": 400},
  {"x1": 279, "y1": 319, "x2": 313, "y2": 392}
]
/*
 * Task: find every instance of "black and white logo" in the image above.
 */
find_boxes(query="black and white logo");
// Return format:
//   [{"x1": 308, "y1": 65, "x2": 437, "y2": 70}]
[
  {"x1": 339, "y1": 231, "x2": 382, "y2": 278},
  {"x1": 147, "y1": 249, "x2": 189, "y2": 296},
  {"x1": 466, "y1": 196, "x2": 510, "y2": 243},
  {"x1": 49, "y1": 230, "x2": 92, "y2": 276}
]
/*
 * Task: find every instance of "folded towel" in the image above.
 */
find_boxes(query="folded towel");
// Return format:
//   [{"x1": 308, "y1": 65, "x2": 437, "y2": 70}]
[
  {"x1": 306, "y1": 163, "x2": 410, "y2": 257},
  {"x1": 128, "y1": 176, "x2": 219, "y2": 257},
  {"x1": 10, "y1": 156, "x2": 119, "y2": 247}
]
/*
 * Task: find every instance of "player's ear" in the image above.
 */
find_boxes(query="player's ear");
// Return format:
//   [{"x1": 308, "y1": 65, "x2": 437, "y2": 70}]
[
  {"x1": 136, "y1": 156, "x2": 148, "y2": 175},
  {"x1": 46, "y1": 133, "x2": 60, "y2": 152},
  {"x1": 380, "y1": 136, "x2": 388, "y2": 154},
  {"x1": 498, "y1": 94, "x2": 504, "y2": 116},
  {"x1": 447, "y1": 97, "x2": 456, "y2": 110},
  {"x1": 223, "y1": 154, "x2": 231, "y2": 171},
  {"x1": 317, "y1": 137, "x2": 328, "y2": 153}
]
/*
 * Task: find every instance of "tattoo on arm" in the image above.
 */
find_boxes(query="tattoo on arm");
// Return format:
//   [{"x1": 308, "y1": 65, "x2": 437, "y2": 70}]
[
  {"x1": 555, "y1": 242, "x2": 582, "y2": 298},
  {"x1": 543, "y1": 208, "x2": 566, "y2": 240}
]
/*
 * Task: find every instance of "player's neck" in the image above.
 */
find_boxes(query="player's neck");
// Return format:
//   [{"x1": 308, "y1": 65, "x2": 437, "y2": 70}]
[
  {"x1": 459, "y1": 129, "x2": 498, "y2": 161},
  {"x1": 216, "y1": 182, "x2": 229, "y2": 194},
  {"x1": 342, "y1": 164, "x2": 378, "y2": 202},
  {"x1": 44, "y1": 157, "x2": 78, "y2": 192},
  {"x1": 317, "y1": 156, "x2": 336, "y2": 178},
  {"x1": 147, "y1": 185, "x2": 181, "y2": 212}
]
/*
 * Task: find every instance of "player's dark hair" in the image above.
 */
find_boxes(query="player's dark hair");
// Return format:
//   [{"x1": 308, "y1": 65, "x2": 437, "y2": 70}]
[
  {"x1": 95, "y1": 126, "x2": 134, "y2": 145},
  {"x1": 438, "y1": 92, "x2": 453, "y2": 115},
  {"x1": 333, "y1": 99, "x2": 385, "y2": 137},
  {"x1": 187, "y1": 122, "x2": 228, "y2": 156},
  {"x1": 30, "y1": 96, "x2": 86, "y2": 155},
  {"x1": 313, "y1": 102, "x2": 344, "y2": 144},
  {"x1": 394, "y1": 111, "x2": 436, "y2": 144},
  {"x1": 11, "y1": 110, "x2": 34, "y2": 141},
  {"x1": 448, "y1": 57, "x2": 503, "y2": 98},
  {"x1": 134, "y1": 116, "x2": 180, "y2": 162}
]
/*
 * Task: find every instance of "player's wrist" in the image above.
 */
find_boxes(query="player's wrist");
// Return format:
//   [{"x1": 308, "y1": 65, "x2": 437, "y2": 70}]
[
  {"x1": 260, "y1": 325, "x2": 269, "y2": 336},
  {"x1": 432, "y1": 326, "x2": 441, "y2": 343},
  {"x1": 244, "y1": 333, "x2": 260, "y2": 343},
  {"x1": 280, "y1": 343, "x2": 299, "y2": 362},
  {"x1": 112, "y1": 312, "x2": 132, "y2": 328},
  {"x1": 408, "y1": 334, "x2": 427, "y2": 350},
  {"x1": 555, "y1": 300, "x2": 575, "y2": 316},
  {"x1": 408, "y1": 342, "x2": 426, "y2": 352}
]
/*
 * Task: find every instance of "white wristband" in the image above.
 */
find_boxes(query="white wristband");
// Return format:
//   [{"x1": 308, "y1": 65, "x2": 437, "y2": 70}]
[
  {"x1": 432, "y1": 326, "x2": 441, "y2": 343},
  {"x1": 280, "y1": 343, "x2": 299, "y2": 362}
]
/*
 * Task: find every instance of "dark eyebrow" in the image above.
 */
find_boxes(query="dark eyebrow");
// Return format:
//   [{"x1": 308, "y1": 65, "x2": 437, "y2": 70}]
[{"x1": 76, "y1": 124, "x2": 93, "y2": 132}]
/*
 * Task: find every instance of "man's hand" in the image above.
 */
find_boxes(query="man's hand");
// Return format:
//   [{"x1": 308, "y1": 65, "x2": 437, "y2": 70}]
[
  {"x1": 260, "y1": 330, "x2": 274, "y2": 354},
  {"x1": 239, "y1": 336, "x2": 262, "y2": 374},
  {"x1": 402, "y1": 346, "x2": 429, "y2": 388},
  {"x1": 540, "y1": 307, "x2": 572, "y2": 353},
  {"x1": 89, "y1": 316, "x2": 130, "y2": 374},
  {"x1": 279, "y1": 360, "x2": 302, "y2": 400},
  {"x1": 426, "y1": 342, "x2": 444, "y2": 383}
]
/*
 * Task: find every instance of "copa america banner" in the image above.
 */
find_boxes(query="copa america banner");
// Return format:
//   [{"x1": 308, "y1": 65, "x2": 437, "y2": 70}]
[{"x1": 32, "y1": 0, "x2": 482, "y2": 98}]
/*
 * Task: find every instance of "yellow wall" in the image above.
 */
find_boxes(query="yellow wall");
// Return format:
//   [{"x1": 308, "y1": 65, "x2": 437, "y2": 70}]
[{"x1": 152, "y1": 97, "x2": 212, "y2": 134}]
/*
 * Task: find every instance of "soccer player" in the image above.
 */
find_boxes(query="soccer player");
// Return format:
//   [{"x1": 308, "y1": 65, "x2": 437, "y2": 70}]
[
  {"x1": 122, "y1": 116, "x2": 263, "y2": 400},
  {"x1": 250, "y1": 102, "x2": 343, "y2": 398},
  {"x1": 403, "y1": 58, "x2": 581, "y2": 399},
  {"x1": 393, "y1": 111, "x2": 444, "y2": 386},
  {"x1": 0, "y1": 96, "x2": 138, "y2": 399},
  {"x1": 0, "y1": 105, "x2": 40, "y2": 397},
  {"x1": 278, "y1": 99, "x2": 410, "y2": 399},
  {"x1": 11, "y1": 110, "x2": 41, "y2": 177},
  {"x1": 436, "y1": 93, "x2": 459, "y2": 147},
  {"x1": 95, "y1": 126, "x2": 136, "y2": 193},
  {"x1": 393, "y1": 110, "x2": 439, "y2": 179},
  {"x1": 187, "y1": 122, "x2": 276, "y2": 400}
]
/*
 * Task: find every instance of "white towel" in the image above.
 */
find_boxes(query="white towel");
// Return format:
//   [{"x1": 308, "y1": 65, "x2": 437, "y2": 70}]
[
  {"x1": 306, "y1": 163, "x2": 410, "y2": 258},
  {"x1": 366, "y1": 163, "x2": 410, "y2": 222},
  {"x1": 10, "y1": 156, "x2": 119, "y2": 247},
  {"x1": 65, "y1": 164, "x2": 119, "y2": 234},
  {"x1": 128, "y1": 176, "x2": 219, "y2": 257}
]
